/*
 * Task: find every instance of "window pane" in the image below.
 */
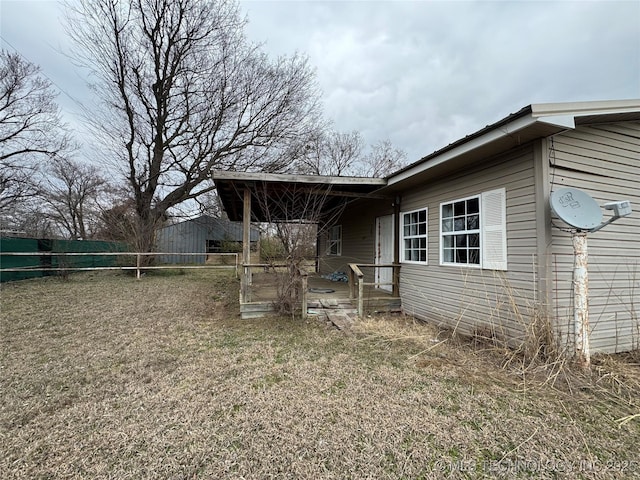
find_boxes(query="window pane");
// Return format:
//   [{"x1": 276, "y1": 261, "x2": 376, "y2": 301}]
[
  {"x1": 467, "y1": 214, "x2": 479, "y2": 230},
  {"x1": 467, "y1": 198, "x2": 479, "y2": 214},
  {"x1": 419, "y1": 223, "x2": 426, "y2": 235},
  {"x1": 454, "y1": 218, "x2": 465, "y2": 231},
  {"x1": 404, "y1": 215, "x2": 411, "y2": 226},
  {"x1": 469, "y1": 249, "x2": 480, "y2": 264},
  {"x1": 443, "y1": 248, "x2": 453, "y2": 262},
  {"x1": 443, "y1": 235, "x2": 453, "y2": 248},
  {"x1": 469, "y1": 233, "x2": 480, "y2": 247},
  {"x1": 404, "y1": 226, "x2": 410, "y2": 236},
  {"x1": 456, "y1": 249, "x2": 468, "y2": 263},
  {"x1": 420, "y1": 250, "x2": 426, "y2": 262},
  {"x1": 442, "y1": 219, "x2": 453, "y2": 232},
  {"x1": 455, "y1": 235, "x2": 467, "y2": 247},
  {"x1": 419, "y1": 210, "x2": 426, "y2": 222},
  {"x1": 454, "y1": 201, "x2": 466, "y2": 216},
  {"x1": 442, "y1": 204, "x2": 453, "y2": 218}
]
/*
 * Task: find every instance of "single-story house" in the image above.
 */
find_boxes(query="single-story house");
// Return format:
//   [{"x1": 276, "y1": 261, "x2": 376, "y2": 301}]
[
  {"x1": 214, "y1": 99, "x2": 640, "y2": 355},
  {"x1": 156, "y1": 215, "x2": 259, "y2": 264}
]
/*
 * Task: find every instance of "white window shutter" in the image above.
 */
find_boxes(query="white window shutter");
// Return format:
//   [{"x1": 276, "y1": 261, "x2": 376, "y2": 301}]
[{"x1": 481, "y1": 188, "x2": 507, "y2": 270}]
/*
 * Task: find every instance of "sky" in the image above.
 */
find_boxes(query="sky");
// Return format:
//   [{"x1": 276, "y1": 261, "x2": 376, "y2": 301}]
[{"x1": 1, "y1": 0, "x2": 639, "y2": 165}]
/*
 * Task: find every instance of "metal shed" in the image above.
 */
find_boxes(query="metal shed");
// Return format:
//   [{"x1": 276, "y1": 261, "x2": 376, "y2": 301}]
[{"x1": 156, "y1": 215, "x2": 259, "y2": 264}]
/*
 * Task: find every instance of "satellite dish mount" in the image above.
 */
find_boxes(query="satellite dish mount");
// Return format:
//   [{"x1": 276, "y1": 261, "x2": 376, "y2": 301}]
[{"x1": 550, "y1": 187, "x2": 632, "y2": 369}]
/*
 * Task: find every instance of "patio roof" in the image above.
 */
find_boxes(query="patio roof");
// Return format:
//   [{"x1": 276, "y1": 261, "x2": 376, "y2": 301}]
[{"x1": 212, "y1": 170, "x2": 388, "y2": 222}]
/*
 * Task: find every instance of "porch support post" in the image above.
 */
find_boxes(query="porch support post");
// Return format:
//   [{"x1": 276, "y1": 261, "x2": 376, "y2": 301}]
[
  {"x1": 358, "y1": 275, "x2": 364, "y2": 318},
  {"x1": 392, "y1": 196, "x2": 401, "y2": 297},
  {"x1": 241, "y1": 188, "x2": 251, "y2": 303},
  {"x1": 301, "y1": 270, "x2": 308, "y2": 319}
]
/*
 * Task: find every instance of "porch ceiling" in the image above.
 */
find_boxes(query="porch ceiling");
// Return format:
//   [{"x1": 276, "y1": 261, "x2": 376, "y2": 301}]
[{"x1": 212, "y1": 171, "x2": 387, "y2": 222}]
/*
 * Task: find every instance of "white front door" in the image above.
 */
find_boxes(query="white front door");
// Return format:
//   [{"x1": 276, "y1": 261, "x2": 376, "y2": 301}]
[{"x1": 375, "y1": 215, "x2": 394, "y2": 292}]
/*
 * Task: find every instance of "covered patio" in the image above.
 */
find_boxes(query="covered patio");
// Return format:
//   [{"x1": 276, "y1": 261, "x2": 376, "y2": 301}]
[{"x1": 212, "y1": 171, "x2": 401, "y2": 319}]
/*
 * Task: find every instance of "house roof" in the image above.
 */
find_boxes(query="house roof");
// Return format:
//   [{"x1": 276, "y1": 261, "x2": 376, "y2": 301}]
[
  {"x1": 212, "y1": 171, "x2": 387, "y2": 222},
  {"x1": 213, "y1": 99, "x2": 640, "y2": 221},
  {"x1": 384, "y1": 99, "x2": 640, "y2": 192}
]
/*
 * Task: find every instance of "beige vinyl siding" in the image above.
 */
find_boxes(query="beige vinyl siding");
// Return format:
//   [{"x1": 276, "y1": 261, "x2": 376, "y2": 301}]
[
  {"x1": 318, "y1": 198, "x2": 393, "y2": 277},
  {"x1": 550, "y1": 121, "x2": 640, "y2": 353},
  {"x1": 399, "y1": 144, "x2": 538, "y2": 344}
]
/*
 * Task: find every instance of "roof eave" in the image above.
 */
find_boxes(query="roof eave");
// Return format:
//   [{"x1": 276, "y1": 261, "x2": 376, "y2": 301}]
[
  {"x1": 386, "y1": 99, "x2": 640, "y2": 189},
  {"x1": 387, "y1": 109, "x2": 569, "y2": 187},
  {"x1": 211, "y1": 170, "x2": 386, "y2": 187}
]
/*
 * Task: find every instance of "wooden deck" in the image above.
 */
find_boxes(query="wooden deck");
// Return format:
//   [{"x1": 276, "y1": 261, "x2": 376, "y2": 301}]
[{"x1": 240, "y1": 271, "x2": 401, "y2": 320}]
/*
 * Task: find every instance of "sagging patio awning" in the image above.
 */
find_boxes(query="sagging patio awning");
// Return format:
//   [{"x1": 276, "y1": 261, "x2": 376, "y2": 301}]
[{"x1": 212, "y1": 170, "x2": 388, "y2": 223}]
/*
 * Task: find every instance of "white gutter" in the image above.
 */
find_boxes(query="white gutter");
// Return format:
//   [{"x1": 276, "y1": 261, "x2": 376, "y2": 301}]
[{"x1": 531, "y1": 99, "x2": 640, "y2": 117}]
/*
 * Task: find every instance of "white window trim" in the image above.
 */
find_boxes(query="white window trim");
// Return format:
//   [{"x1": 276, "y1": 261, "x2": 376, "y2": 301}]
[
  {"x1": 400, "y1": 207, "x2": 428, "y2": 264},
  {"x1": 439, "y1": 188, "x2": 507, "y2": 270},
  {"x1": 439, "y1": 194, "x2": 481, "y2": 268},
  {"x1": 327, "y1": 224, "x2": 342, "y2": 256}
]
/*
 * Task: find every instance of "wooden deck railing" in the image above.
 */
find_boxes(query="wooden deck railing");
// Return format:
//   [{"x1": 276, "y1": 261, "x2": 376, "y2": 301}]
[
  {"x1": 348, "y1": 263, "x2": 401, "y2": 318},
  {"x1": 238, "y1": 262, "x2": 398, "y2": 320},
  {"x1": 239, "y1": 263, "x2": 309, "y2": 319}
]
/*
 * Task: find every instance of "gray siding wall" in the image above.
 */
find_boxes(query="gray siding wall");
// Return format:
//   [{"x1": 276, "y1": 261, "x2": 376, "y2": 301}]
[
  {"x1": 318, "y1": 198, "x2": 393, "y2": 281},
  {"x1": 156, "y1": 221, "x2": 208, "y2": 264},
  {"x1": 156, "y1": 217, "x2": 257, "y2": 264},
  {"x1": 549, "y1": 121, "x2": 640, "y2": 353},
  {"x1": 399, "y1": 145, "x2": 538, "y2": 345}
]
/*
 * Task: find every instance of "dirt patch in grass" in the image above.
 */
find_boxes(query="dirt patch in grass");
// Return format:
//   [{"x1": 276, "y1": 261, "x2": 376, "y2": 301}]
[{"x1": 1, "y1": 271, "x2": 639, "y2": 479}]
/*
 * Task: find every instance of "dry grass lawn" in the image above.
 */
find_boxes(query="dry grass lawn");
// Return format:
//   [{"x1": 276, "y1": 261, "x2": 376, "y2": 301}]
[{"x1": 1, "y1": 270, "x2": 639, "y2": 479}]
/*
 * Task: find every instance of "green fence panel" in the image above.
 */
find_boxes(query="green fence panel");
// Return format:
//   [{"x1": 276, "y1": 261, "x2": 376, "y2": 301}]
[
  {"x1": 51, "y1": 239, "x2": 129, "y2": 270},
  {"x1": 1, "y1": 237, "x2": 129, "y2": 282},
  {"x1": 0, "y1": 237, "x2": 42, "y2": 282}
]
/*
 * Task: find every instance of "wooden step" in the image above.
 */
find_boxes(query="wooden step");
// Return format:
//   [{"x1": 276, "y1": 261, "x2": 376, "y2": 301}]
[{"x1": 326, "y1": 312, "x2": 354, "y2": 330}]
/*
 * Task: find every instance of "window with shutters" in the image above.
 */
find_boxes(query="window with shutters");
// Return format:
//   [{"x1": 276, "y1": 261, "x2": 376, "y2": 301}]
[{"x1": 440, "y1": 188, "x2": 507, "y2": 270}]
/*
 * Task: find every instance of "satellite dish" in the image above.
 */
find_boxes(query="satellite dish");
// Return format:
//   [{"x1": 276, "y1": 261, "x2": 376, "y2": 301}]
[{"x1": 550, "y1": 187, "x2": 602, "y2": 231}]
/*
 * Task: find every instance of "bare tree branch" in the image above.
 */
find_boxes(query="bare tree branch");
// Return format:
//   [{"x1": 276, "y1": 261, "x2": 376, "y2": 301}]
[
  {"x1": 65, "y1": 0, "x2": 322, "y2": 252},
  {"x1": 0, "y1": 50, "x2": 72, "y2": 213},
  {"x1": 39, "y1": 157, "x2": 110, "y2": 240}
]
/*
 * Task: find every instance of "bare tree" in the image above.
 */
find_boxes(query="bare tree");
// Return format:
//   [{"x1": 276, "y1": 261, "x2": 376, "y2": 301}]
[
  {"x1": 292, "y1": 130, "x2": 363, "y2": 176},
  {"x1": 359, "y1": 139, "x2": 407, "y2": 177},
  {"x1": 65, "y1": 0, "x2": 321, "y2": 253},
  {"x1": 1, "y1": 200, "x2": 56, "y2": 238},
  {"x1": 96, "y1": 197, "x2": 138, "y2": 243},
  {"x1": 39, "y1": 157, "x2": 109, "y2": 240},
  {"x1": 0, "y1": 50, "x2": 71, "y2": 214},
  {"x1": 250, "y1": 181, "x2": 348, "y2": 315},
  {"x1": 285, "y1": 129, "x2": 406, "y2": 178}
]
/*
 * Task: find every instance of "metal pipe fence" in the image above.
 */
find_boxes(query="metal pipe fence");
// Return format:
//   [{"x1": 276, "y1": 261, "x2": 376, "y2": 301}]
[{"x1": 0, "y1": 252, "x2": 239, "y2": 280}]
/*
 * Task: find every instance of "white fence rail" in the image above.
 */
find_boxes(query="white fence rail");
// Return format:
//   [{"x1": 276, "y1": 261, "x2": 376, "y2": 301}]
[{"x1": 0, "y1": 252, "x2": 239, "y2": 280}]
